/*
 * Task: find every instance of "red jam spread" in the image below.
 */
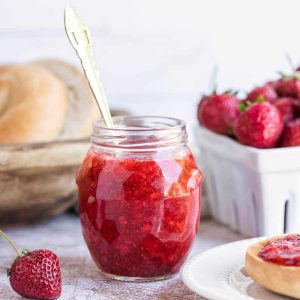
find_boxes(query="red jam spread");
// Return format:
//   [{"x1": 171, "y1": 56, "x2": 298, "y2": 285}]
[
  {"x1": 77, "y1": 150, "x2": 202, "y2": 278},
  {"x1": 259, "y1": 235, "x2": 300, "y2": 266}
]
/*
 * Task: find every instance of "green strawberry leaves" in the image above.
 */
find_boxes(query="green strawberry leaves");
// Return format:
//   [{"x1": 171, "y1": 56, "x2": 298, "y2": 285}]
[
  {"x1": 239, "y1": 103, "x2": 246, "y2": 112},
  {"x1": 224, "y1": 89, "x2": 239, "y2": 96},
  {"x1": 256, "y1": 95, "x2": 265, "y2": 103},
  {"x1": 239, "y1": 96, "x2": 265, "y2": 113},
  {"x1": 278, "y1": 70, "x2": 300, "y2": 81}
]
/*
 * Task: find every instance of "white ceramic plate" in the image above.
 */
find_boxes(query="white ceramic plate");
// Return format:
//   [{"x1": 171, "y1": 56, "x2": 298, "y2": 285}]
[{"x1": 181, "y1": 238, "x2": 292, "y2": 300}]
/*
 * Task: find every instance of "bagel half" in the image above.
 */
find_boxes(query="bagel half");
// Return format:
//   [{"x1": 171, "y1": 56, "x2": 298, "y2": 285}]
[
  {"x1": 245, "y1": 235, "x2": 300, "y2": 299},
  {"x1": 33, "y1": 59, "x2": 100, "y2": 139},
  {"x1": 0, "y1": 65, "x2": 68, "y2": 144}
]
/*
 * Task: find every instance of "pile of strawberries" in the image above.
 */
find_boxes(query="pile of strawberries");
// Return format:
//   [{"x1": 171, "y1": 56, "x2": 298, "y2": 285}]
[{"x1": 197, "y1": 68, "x2": 300, "y2": 148}]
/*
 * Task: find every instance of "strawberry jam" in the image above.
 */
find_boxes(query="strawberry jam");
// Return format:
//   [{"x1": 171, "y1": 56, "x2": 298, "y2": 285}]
[
  {"x1": 76, "y1": 116, "x2": 203, "y2": 280},
  {"x1": 259, "y1": 235, "x2": 300, "y2": 266}
]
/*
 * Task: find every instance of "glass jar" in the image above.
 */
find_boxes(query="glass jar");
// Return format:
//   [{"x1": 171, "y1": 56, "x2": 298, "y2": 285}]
[{"x1": 76, "y1": 116, "x2": 203, "y2": 281}]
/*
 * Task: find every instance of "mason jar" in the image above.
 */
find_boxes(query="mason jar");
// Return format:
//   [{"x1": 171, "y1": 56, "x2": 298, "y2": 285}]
[{"x1": 76, "y1": 116, "x2": 203, "y2": 281}]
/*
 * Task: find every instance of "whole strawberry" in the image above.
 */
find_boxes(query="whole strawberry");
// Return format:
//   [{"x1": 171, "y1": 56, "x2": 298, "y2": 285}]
[
  {"x1": 281, "y1": 119, "x2": 300, "y2": 147},
  {"x1": 0, "y1": 230, "x2": 61, "y2": 300},
  {"x1": 274, "y1": 97, "x2": 298, "y2": 124},
  {"x1": 197, "y1": 92, "x2": 240, "y2": 135},
  {"x1": 234, "y1": 102, "x2": 283, "y2": 148},
  {"x1": 274, "y1": 73, "x2": 300, "y2": 98},
  {"x1": 246, "y1": 84, "x2": 277, "y2": 103},
  {"x1": 266, "y1": 80, "x2": 280, "y2": 91}
]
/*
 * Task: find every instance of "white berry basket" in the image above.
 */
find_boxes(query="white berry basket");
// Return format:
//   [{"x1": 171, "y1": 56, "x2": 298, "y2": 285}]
[{"x1": 195, "y1": 126, "x2": 300, "y2": 237}]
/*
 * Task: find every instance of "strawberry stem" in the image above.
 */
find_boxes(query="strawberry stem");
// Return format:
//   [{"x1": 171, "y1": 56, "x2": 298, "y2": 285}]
[
  {"x1": 285, "y1": 53, "x2": 295, "y2": 72},
  {"x1": 0, "y1": 230, "x2": 21, "y2": 257},
  {"x1": 209, "y1": 65, "x2": 219, "y2": 94}
]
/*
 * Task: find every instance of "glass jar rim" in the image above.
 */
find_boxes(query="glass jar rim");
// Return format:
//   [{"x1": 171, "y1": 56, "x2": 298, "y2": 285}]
[
  {"x1": 91, "y1": 115, "x2": 187, "y2": 151},
  {"x1": 93, "y1": 115, "x2": 186, "y2": 132}
]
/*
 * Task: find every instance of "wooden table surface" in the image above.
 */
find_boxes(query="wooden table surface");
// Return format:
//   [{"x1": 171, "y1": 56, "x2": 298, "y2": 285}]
[{"x1": 0, "y1": 213, "x2": 244, "y2": 300}]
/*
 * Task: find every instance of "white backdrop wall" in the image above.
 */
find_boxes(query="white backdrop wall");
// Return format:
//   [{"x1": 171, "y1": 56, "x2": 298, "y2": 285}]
[{"x1": 1, "y1": 0, "x2": 300, "y2": 150}]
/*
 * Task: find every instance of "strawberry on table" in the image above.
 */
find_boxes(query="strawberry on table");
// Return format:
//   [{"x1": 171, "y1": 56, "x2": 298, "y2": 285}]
[
  {"x1": 234, "y1": 101, "x2": 283, "y2": 148},
  {"x1": 274, "y1": 97, "x2": 298, "y2": 124},
  {"x1": 197, "y1": 91, "x2": 240, "y2": 135},
  {"x1": 246, "y1": 84, "x2": 277, "y2": 103},
  {"x1": 280, "y1": 119, "x2": 300, "y2": 147},
  {"x1": 0, "y1": 230, "x2": 61, "y2": 300}
]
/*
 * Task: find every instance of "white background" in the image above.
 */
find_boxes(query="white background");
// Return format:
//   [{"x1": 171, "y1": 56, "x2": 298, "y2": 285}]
[{"x1": 1, "y1": 0, "x2": 300, "y2": 149}]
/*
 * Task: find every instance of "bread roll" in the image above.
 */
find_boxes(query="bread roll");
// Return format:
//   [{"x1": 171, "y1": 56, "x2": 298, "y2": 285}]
[
  {"x1": 0, "y1": 65, "x2": 68, "y2": 144},
  {"x1": 245, "y1": 235, "x2": 300, "y2": 299},
  {"x1": 33, "y1": 59, "x2": 100, "y2": 139}
]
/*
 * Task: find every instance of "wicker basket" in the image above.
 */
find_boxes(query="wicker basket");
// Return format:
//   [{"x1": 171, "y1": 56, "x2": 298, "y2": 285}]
[{"x1": 0, "y1": 139, "x2": 89, "y2": 224}]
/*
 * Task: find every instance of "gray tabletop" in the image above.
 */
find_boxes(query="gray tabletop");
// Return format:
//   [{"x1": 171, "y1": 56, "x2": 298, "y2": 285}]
[{"x1": 0, "y1": 214, "x2": 244, "y2": 300}]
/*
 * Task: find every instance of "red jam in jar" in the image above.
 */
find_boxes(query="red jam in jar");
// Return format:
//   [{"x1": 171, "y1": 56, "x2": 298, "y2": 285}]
[
  {"x1": 259, "y1": 235, "x2": 300, "y2": 266},
  {"x1": 77, "y1": 116, "x2": 203, "y2": 281}
]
